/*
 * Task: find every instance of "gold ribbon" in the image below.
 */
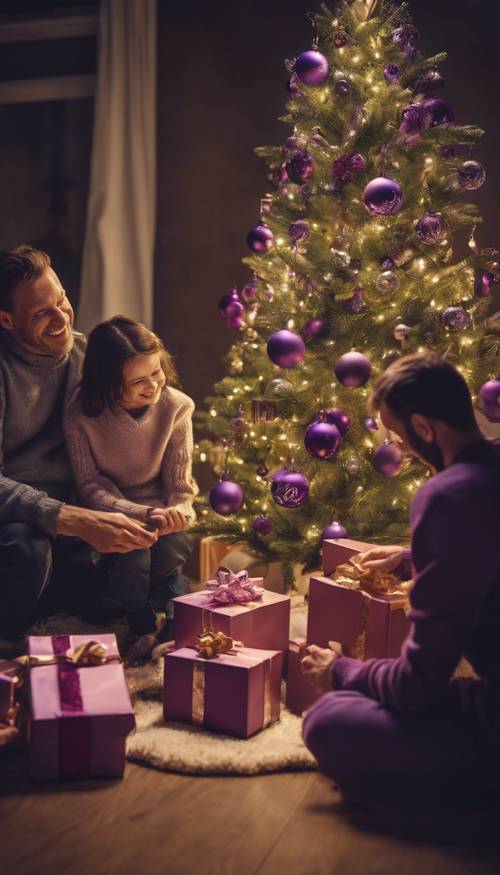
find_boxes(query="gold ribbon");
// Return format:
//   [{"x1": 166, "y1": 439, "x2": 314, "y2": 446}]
[
  {"x1": 2, "y1": 640, "x2": 121, "y2": 671},
  {"x1": 190, "y1": 651, "x2": 273, "y2": 730},
  {"x1": 195, "y1": 628, "x2": 243, "y2": 660}
]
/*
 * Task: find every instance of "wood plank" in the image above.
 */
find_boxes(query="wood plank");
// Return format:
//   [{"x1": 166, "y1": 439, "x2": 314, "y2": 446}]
[
  {"x1": 0, "y1": 76, "x2": 96, "y2": 105},
  {"x1": 0, "y1": 14, "x2": 98, "y2": 44}
]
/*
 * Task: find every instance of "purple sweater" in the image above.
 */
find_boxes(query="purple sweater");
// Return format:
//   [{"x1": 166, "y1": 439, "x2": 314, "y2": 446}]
[{"x1": 332, "y1": 440, "x2": 500, "y2": 745}]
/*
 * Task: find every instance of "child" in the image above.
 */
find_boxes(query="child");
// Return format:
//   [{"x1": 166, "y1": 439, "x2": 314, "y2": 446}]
[{"x1": 64, "y1": 316, "x2": 195, "y2": 661}]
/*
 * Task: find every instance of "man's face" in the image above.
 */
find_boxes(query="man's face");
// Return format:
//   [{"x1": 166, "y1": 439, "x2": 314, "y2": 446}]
[
  {"x1": 0, "y1": 268, "x2": 74, "y2": 356},
  {"x1": 378, "y1": 401, "x2": 445, "y2": 473}
]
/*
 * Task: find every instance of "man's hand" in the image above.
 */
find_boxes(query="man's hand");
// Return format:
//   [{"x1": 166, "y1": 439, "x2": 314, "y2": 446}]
[
  {"x1": 56, "y1": 505, "x2": 158, "y2": 553},
  {"x1": 357, "y1": 545, "x2": 406, "y2": 574},
  {"x1": 148, "y1": 507, "x2": 189, "y2": 535},
  {"x1": 300, "y1": 642, "x2": 342, "y2": 692}
]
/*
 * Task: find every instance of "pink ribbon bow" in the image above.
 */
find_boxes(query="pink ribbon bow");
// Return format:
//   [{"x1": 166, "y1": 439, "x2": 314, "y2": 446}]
[{"x1": 206, "y1": 567, "x2": 264, "y2": 605}]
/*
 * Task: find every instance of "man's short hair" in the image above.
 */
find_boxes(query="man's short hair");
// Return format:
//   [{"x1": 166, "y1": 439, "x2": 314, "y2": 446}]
[
  {"x1": 370, "y1": 352, "x2": 477, "y2": 431},
  {"x1": 0, "y1": 246, "x2": 51, "y2": 312}
]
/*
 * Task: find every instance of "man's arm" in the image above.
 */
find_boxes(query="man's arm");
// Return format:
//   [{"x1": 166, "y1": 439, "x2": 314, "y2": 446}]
[
  {"x1": 329, "y1": 489, "x2": 499, "y2": 713},
  {"x1": 55, "y1": 504, "x2": 158, "y2": 552}
]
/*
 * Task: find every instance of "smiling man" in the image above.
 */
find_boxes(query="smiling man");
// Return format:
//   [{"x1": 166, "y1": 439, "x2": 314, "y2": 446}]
[
  {"x1": 0, "y1": 246, "x2": 158, "y2": 643},
  {"x1": 301, "y1": 353, "x2": 500, "y2": 809}
]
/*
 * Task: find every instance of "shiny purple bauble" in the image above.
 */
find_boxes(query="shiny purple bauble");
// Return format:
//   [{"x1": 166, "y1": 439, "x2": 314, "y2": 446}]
[
  {"x1": 241, "y1": 278, "x2": 258, "y2": 302},
  {"x1": 271, "y1": 469, "x2": 309, "y2": 508},
  {"x1": 253, "y1": 515, "x2": 273, "y2": 536},
  {"x1": 320, "y1": 521, "x2": 348, "y2": 543},
  {"x1": 267, "y1": 329, "x2": 305, "y2": 369},
  {"x1": 480, "y1": 380, "x2": 500, "y2": 423},
  {"x1": 247, "y1": 224, "x2": 274, "y2": 253},
  {"x1": 363, "y1": 177, "x2": 403, "y2": 216},
  {"x1": 364, "y1": 416, "x2": 379, "y2": 432},
  {"x1": 286, "y1": 73, "x2": 302, "y2": 96},
  {"x1": 442, "y1": 306, "x2": 471, "y2": 329},
  {"x1": 458, "y1": 160, "x2": 486, "y2": 191},
  {"x1": 335, "y1": 78, "x2": 350, "y2": 95},
  {"x1": 392, "y1": 24, "x2": 419, "y2": 49},
  {"x1": 476, "y1": 272, "x2": 498, "y2": 298},
  {"x1": 227, "y1": 315, "x2": 245, "y2": 330},
  {"x1": 384, "y1": 63, "x2": 401, "y2": 84},
  {"x1": 373, "y1": 441, "x2": 404, "y2": 477},
  {"x1": 325, "y1": 408, "x2": 350, "y2": 436},
  {"x1": 304, "y1": 419, "x2": 341, "y2": 460},
  {"x1": 218, "y1": 289, "x2": 243, "y2": 320},
  {"x1": 422, "y1": 97, "x2": 454, "y2": 127},
  {"x1": 288, "y1": 219, "x2": 309, "y2": 243},
  {"x1": 415, "y1": 211, "x2": 448, "y2": 245},
  {"x1": 400, "y1": 103, "x2": 424, "y2": 136},
  {"x1": 286, "y1": 150, "x2": 315, "y2": 184},
  {"x1": 380, "y1": 255, "x2": 395, "y2": 270},
  {"x1": 294, "y1": 50, "x2": 330, "y2": 86},
  {"x1": 209, "y1": 478, "x2": 244, "y2": 516},
  {"x1": 334, "y1": 351, "x2": 372, "y2": 388},
  {"x1": 301, "y1": 318, "x2": 327, "y2": 341}
]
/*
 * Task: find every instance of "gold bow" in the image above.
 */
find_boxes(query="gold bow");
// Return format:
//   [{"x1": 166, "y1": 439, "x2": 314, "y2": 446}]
[
  {"x1": 195, "y1": 629, "x2": 242, "y2": 660},
  {"x1": 10, "y1": 640, "x2": 121, "y2": 669},
  {"x1": 331, "y1": 554, "x2": 411, "y2": 599}
]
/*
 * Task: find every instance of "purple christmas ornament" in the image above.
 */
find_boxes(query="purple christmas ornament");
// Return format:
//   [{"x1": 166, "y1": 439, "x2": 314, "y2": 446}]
[
  {"x1": 218, "y1": 289, "x2": 243, "y2": 320},
  {"x1": 288, "y1": 219, "x2": 309, "y2": 243},
  {"x1": 241, "y1": 277, "x2": 258, "y2": 302},
  {"x1": 480, "y1": 380, "x2": 500, "y2": 423},
  {"x1": 415, "y1": 67, "x2": 445, "y2": 93},
  {"x1": 442, "y1": 307, "x2": 471, "y2": 329},
  {"x1": 301, "y1": 318, "x2": 327, "y2": 340},
  {"x1": 400, "y1": 103, "x2": 424, "y2": 136},
  {"x1": 209, "y1": 477, "x2": 244, "y2": 516},
  {"x1": 325, "y1": 408, "x2": 350, "y2": 436},
  {"x1": 247, "y1": 224, "x2": 274, "y2": 253},
  {"x1": 380, "y1": 256, "x2": 395, "y2": 270},
  {"x1": 458, "y1": 160, "x2": 486, "y2": 191},
  {"x1": 271, "y1": 469, "x2": 309, "y2": 508},
  {"x1": 304, "y1": 419, "x2": 341, "y2": 460},
  {"x1": 364, "y1": 416, "x2": 379, "y2": 431},
  {"x1": 267, "y1": 329, "x2": 305, "y2": 368},
  {"x1": 253, "y1": 515, "x2": 273, "y2": 536},
  {"x1": 344, "y1": 288, "x2": 366, "y2": 313},
  {"x1": 392, "y1": 24, "x2": 419, "y2": 53},
  {"x1": 415, "y1": 211, "x2": 448, "y2": 245},
  {"x1": 321, "y1": 521, "x2": 348, "y2": 543},
  {"x1": 332, "y1": 152, "x2": 366, "y2": 184},
  {"x1": 286, "y1": 150, "x2": 315, "y2": 184},
  {"x1": 294, "y1": 50, "x2": 330, "y2": 86},
  {"x1": 335, "y1": 78, "x2": 350, "y2": 95},
  {"x1": 373, "y1": 441, "x2": 404, "y2": 477},
  {"x1": 334, "y1": 351, "x2": 372, "y2": 388},
  {"x1": 363, "y1": 177, "x2": 403, "y2": 216},
  {"x1": 384, "y1": 64, "x2": 401, "y2": 84},
  {"x1": 286, "y1": 73, "x2": 302, "y2": 96},
  {"x1": 476, "y1": 272, "x2": 498, "y2": 297},
  {"x1": 422, "y1": 97, "x2": 454, "y2": 127},
  {"x1": 227, "y1": 315, "x2": 245, "y2": 329}
]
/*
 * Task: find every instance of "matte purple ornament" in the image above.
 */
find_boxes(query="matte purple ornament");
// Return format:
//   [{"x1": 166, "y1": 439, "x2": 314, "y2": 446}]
[
  {"x1": 247, "y1": 224, "x2": 274, "y2": 253},
  {"x1": 373, "y1": 441, "x2": 404, "y2": 477},
  {"x1": 332, "y1": 152, "x2": 366, "y2": 183},
  {"x1": 480, "y1": 380, "x2": 500, "y2": 423},
  {"x1": 253, "y1": 515, "x2": 273, "y2": 536},
  {"x1": 400, "y1": 103, "x2": 424, "y2": 136},
  {"x1": 476, "y1": 271, "x2": 498, "y2": 297},
  {"x1": 286, "y1": 73, "x2": 302, "y2": 96},
  {"x1": 415, "y1": 211, "x2": 448, "y2": 245},
  {"x1": 301, "y1": 318, "x2": 327, "y2": 341},
  {"x1": 363, "y1": 177, "x2": 403, "y2": 216},
  {"x1": 271, "y1": 469, "x2": 309, "y2": 508},
  {"x1": 334, "y1": 351, "x2": 372, "y2": 388},
  {"x1": 325, "y1": 408, "x2": 350, "y2": 436},
  {"x1": 294, "y1": 50, "x2": 330, "y2": 87},
  {"x1": 320, "y1": 521, "x2": 348, "y2": 543},
  {"x1": 384, "y1": 64, "x2": 401, "y2": 84},
  {"x1": 288, "y1": 219, "x2": 309, "y2": 243},
  {"x1": 422, "y1": 98, "x2": 454, "y2": 127},
  {"x1": 209, "y1": 477, "x2": 244, "y2": 516},
  {"x1": 267, "y1": 330, "x2": 305, "y2": 369},
  {"x1": 442, "y1": 307, "x2": 471, "y2": 329},
  {"x1": 458, "y1": 160, "x2": 486, "y2": 191},
  {"x1": 304, "y1": 419, "x2": 341, "y2": 460},
  {"x1": 286, "y1": 150, "x2": 315, "y2": 184},
  {"x1": 218, "y1": 289, "x2": 242, "y2": 320},
  {"x1": 364, "y1": 416, "x2": 379, "y2": 431}
]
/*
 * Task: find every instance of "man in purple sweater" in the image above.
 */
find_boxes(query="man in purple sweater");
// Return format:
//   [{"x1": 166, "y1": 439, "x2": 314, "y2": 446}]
[{"x1": 302, "y1": 353, "x2": 500, "y2": 808}]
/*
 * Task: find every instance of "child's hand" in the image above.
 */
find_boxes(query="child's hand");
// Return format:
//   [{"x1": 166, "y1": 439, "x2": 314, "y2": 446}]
[{"x1": 148, "y1": 507, "x2": 189, "y2": 534}]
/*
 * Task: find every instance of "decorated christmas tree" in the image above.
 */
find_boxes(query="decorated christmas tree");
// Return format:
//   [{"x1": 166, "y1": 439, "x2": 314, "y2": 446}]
[{"x1": 193, "y1": 0, "x2": 499, "y2": 586}]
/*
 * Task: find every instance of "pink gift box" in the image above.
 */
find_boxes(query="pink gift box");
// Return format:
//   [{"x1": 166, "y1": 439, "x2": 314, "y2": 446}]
[
  {"x1": 285, "y1": 639, "x2": 322, "y2": 716},
  {"x1": 307, "y1": 576, "x2": 410, "y2": 659},
  {"x1": 27, "y1": 634, "x2": 135, "y2": 782},
  {"x1": 322, "y1": 538, "x2": 377, "y2": 576},
  {"x1": 173, "y1": 588, "x2": 291, "y2": 658},
  {"x1": 164, "y1": 646, "x2": 282, "y2": 738}
]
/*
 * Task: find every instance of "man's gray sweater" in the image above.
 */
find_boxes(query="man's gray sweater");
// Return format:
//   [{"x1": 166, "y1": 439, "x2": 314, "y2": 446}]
[{"x1": 0, "y1": 330, "x2": 86, "y2": 535}]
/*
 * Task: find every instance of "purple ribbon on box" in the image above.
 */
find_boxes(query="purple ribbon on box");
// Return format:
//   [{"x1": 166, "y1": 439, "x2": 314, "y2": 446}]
[{"x1": 206, "y1": 567, "x2": 264, "y2": 605}]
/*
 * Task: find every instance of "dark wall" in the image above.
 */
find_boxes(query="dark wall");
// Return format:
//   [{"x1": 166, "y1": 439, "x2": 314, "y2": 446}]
[{"x1": 154, "y1": 0, "x2": 500, "y2": 407}]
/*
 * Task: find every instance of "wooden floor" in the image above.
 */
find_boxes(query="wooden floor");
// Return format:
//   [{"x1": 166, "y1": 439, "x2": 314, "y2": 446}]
[{"x1": 1, "y1": 752, "x2": 500, "y2": 875}]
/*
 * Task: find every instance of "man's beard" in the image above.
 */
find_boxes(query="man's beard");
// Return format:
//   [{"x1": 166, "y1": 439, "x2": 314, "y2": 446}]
[{"x1": 405, "y1": 420, "x2": 445, "y2": 472}]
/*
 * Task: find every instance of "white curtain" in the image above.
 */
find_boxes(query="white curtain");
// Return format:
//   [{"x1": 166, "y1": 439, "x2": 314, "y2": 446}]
[{"x1": 77, "y1": 0, "x2": 157, "y2": 333}]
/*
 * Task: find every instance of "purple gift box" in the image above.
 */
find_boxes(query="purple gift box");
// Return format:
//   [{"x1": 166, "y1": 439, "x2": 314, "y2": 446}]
[
  {"x1": 164, "y1": 646, "x2": 282, "y2": 738},
  {"x1": 307, "y1": 576, "x2": 410, "y2": 659},
  {"x1": 322, "y1": 537, "x2": 376, "y2": 576},
  {"x1": 285, "y1": 638, "x2": 322, "y2": 716},
  {"x1": 27, "y1": 634, "x2": 135, "y2": 782},
  {"x1": 173, "y1": 588, "x2": 291, "y2": 658}
]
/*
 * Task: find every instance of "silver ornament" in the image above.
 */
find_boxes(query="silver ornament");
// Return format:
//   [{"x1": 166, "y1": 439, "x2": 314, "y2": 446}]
[
  {"x1": 394, "y1": 323, "x2": 411, "y2": 341},
  {"x1": 344, "y1": 454, "x2": 360, "y2": 475},
  {"x1": 376, "y1": 270, "x2": 401, "y2": 294},
  {"x1": 331, "y1": 248, "x2": 351, "y2": 270}
]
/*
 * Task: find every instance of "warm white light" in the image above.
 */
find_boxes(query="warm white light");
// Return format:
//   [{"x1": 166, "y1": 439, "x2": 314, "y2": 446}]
[
  {"x1": 200, "y1": 452, "x2": 207, "y2": 462},
  {"x1": 210, "y1": 409, "x2": 217, "y2": 417}
]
